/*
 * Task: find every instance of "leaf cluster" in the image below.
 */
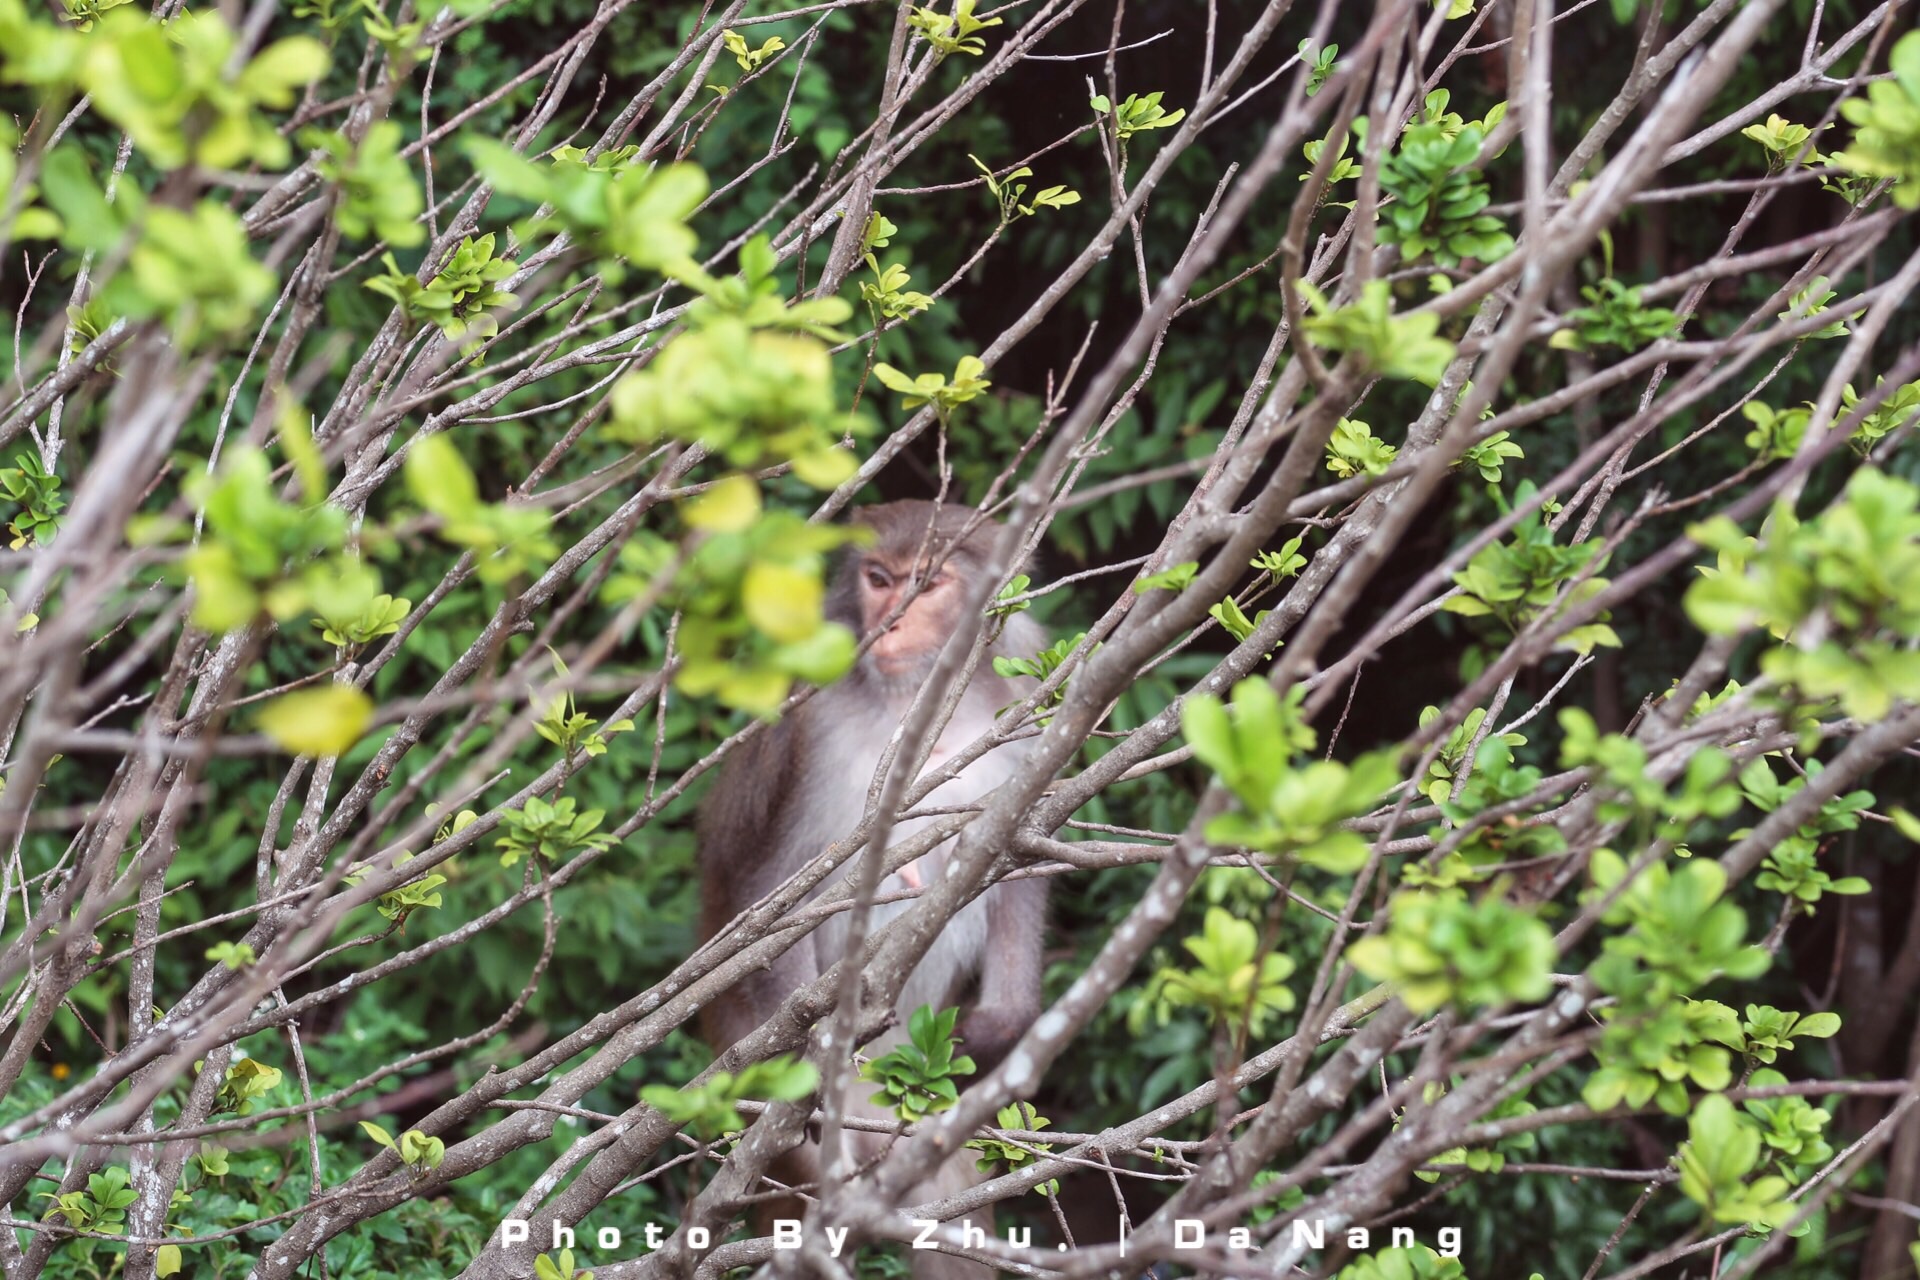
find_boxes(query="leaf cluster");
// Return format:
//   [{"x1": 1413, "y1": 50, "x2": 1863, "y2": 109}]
[
  {"x1": 0, "y1": 451, "x2": 63, "y2": 548},
  {"x1": 1376, "y1": 118, "x2": 1513, "y2": 267},
  {"x1": 967, "y1": 1102, "x2": 1060, "y2": 1196},
  {"x1": 366, "y1": 233, "x2": 518, "y2": 365},
  {"x1": 969, "y1": 154, "x2": 1081, "y2": 224},
  {"x1": 1347, "y1": 887, "x2": 1555, "y2": 1014},
  {"x1": 862, "y1": 1005, "x2": 976, "y2": 1123},
  {"x1": 1324, "y1": 417, "x2": 1396, "y2": 480},
  {"x1": 495, "y1": 795, "x2": 617, "y2": 867},
  {"x1": 1552, "y1": 277, "x2": 1678, "y2": 353},
  {"x1": 907, "y1": 0, "x2": 1000, "y2": 59},
  {"x1": 1090, "y1": 90, "x2": 1186, "y2": 143},
  {"x1": 1131, "y1": 906, "x2": 1298, "y2": 1037},
  {"x1": 1831, "y1": 31, "x2": 1920, "y2": 207},
  {"x1": 641, "y1": 1055, "x2": 818, "y2": 1141},
  {"x1": 1297, "y1": 280, "x2": 1456, "y2": 384},
  {"x1": 623, "y1": 477, "x2": 860, "y2": 716},
  {"x1": 1182, "y1": 679, "x2": 1396, "y2": 871},
  {"x1": 1687, "y1": 469, "x2": 1920, "y2": 719},
  {"x1": 1444, "y1": 486, "x2": 1620, "y2": 655},
  {"x1": 611, "y1": 241, "x2": 860, "y2": 488}
]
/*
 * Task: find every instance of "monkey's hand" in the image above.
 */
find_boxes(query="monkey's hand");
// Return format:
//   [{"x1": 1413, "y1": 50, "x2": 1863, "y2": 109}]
[{"x1": 957, "y1": 1006, "x2": 1029, "y2": 1072}]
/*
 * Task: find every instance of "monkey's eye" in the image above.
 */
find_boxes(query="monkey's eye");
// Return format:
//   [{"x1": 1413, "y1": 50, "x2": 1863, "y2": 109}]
[{"x1": 864, "y1": 564, "x2": 893, "y2": 591}]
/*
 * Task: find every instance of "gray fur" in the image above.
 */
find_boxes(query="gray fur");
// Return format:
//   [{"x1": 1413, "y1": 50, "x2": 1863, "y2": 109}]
[{"x1": 693, "y1": 502, "x2": 1050, "y2": 1277}]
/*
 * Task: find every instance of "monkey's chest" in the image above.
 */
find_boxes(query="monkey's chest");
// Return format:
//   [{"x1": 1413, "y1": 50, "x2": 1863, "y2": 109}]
[{"x1": 803, "y1": 726, "x2": 1020, "y2": 989}]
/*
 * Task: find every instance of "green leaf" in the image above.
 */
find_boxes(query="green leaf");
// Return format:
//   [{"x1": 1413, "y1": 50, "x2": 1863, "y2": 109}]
[
  {"x1": 1792, "y1": 1012, "x2": 1841, "y2": 1038},
  {"x1": 258, "y1": 685, "x2": 374, "y2": 757},
  {"x1": 1135, "y1": 561, "x2": 1199, "y2": 593},
  {"x1": 238, "y1": 36, "x2": 328, "y2": 102},
  {"x1": 404, "y1": 434, "x2": 480, "y2": 517},
  {"x1": 685, "y1": 475, "x2": 761, "y2": 532}
]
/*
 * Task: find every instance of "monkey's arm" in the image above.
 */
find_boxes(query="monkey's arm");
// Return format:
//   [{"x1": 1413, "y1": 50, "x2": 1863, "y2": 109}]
[
  {"x1": 695, "y1": 717, "x2": 823, "y2": 1055},
  {"x1": 955, "y1": 615, "x2": 1052, "y2": 1068},
  {"x1": 694, "y1": 718, "x2": 796, "y2": 900},
  {"x1": 959, "y1": 873, "x2": 1046, "y2": 1070}
]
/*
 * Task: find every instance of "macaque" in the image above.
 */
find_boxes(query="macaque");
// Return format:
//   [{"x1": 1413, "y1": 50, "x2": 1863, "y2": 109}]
[{"x1": 695, "y1": 500, "x2": 1048, "y2": 1274}]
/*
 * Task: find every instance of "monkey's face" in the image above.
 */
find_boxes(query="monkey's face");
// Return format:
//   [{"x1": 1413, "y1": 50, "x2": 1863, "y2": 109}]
[{"x1": 856, "y1": 554, "x2": 961, "y2": 676}]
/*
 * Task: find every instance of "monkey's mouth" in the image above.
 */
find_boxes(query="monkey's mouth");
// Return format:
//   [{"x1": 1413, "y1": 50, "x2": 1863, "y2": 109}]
[
  {"x1": 869, "y1": 630, "x2": 922, "y2": 673},
  {"x1": 896, "y1": 858, "x2": 926, "y2": 891}
]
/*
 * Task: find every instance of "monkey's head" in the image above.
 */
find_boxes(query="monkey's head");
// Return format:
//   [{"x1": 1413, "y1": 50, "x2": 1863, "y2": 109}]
[{"x1": 830, "y1": 501, "x2": 994, "y2": 682}]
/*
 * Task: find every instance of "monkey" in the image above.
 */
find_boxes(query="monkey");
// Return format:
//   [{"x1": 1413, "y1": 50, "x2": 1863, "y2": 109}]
[{"x1": 695, "y1": 499, "x2": 1049, "y2": 1276}]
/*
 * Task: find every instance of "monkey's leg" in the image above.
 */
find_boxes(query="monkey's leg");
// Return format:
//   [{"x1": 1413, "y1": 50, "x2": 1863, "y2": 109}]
[
  {"x1": 905, "y1": 1153, "x2": 998, "y2": 1280},
  {"x1": 744, "y1": 1143, "x2": 821, "y2": 1256},
  {"x1": 959, "y1": 876, "x2": 1047, "y2": 1072},
  {"x1": 838, "y1": 1092, "x2": 998, "y2": 1279},
  {"x1": 697, "y1": 940, "x2": 820, "y2": 1056}
]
